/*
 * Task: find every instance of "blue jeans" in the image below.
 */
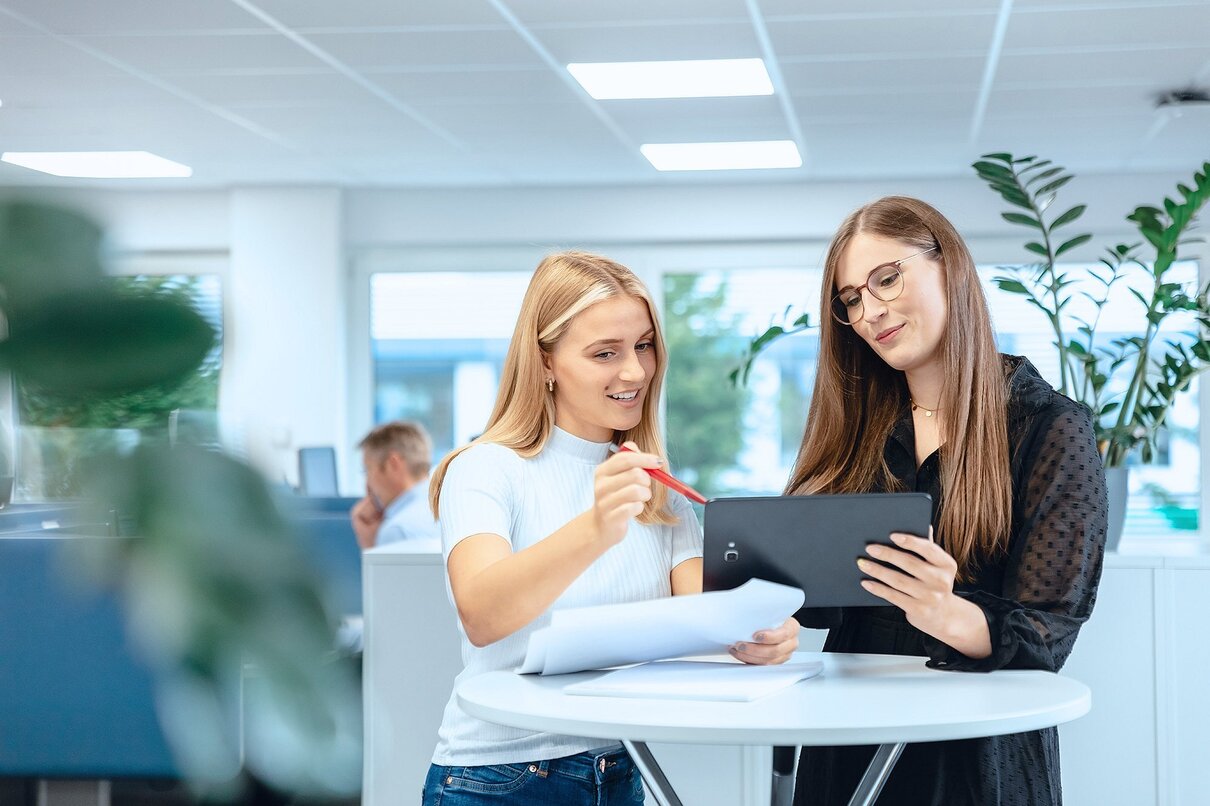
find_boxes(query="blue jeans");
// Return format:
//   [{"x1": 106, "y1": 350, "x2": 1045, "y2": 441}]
[{"x1": 422, "y1": 746, "x2": 645, "y2": 805}]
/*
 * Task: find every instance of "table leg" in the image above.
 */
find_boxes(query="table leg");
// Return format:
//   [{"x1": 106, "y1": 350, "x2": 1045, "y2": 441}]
[
  {"x1": 771, "y1": 745, "x2": 798, "y2": 806},
  {"x1": 845, "y1": 742, "x2": 905, "y2": 806},
  {"x1": 622, "y1": 740, "x2": 684, "y2": 806}
]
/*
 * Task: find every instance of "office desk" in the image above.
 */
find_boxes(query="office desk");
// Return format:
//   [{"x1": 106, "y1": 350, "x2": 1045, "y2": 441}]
[{"x1": 458, "y1": 652, "x2": 1091, "y2": 806}]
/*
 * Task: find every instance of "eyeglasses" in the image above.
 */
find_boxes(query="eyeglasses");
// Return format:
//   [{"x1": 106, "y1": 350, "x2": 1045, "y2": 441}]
[{"x1": 830, "y1": 246, "x2": 938, "y2": 325}]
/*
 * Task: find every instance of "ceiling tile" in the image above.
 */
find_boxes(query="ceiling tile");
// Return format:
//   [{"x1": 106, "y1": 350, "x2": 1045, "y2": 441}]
[
  {"x1": 997, "y1": 47, "x2": 1209, "y2": 89},
  {"x1": 761, "y1": 0, "x2": 1001, "y2": 14},
  {"x1": 416, "y1": 100, "x2": 621, "y2": 141},
  {"x1": 797, "y1": 88, "x2": 979, "y2": 122},
  {"x1": 368, "y1": 68, "x2": 570, "y2": 105},
  {"x1": 303, "y1": 29, "x2": 543, "y2": 68},
  {"x1": 249, "y1": 0, "x2": 506, "y2": 28},
  {"x1": 536, "y1": 21, "x2": 762, "y2": 62},
  {"x1": 0, "y1": 70, "x2": 180, "y2": 108},
  {"x1": 1003, "y1": 5, "x2": 1210, "y2": 51},
  {"x1": 986, "y1": 84, "x2": 1164, "y2": 118},
  {"x1": 781, "y1": 56, "x2": 985, "y2": 94},
  {"x1": 166, "y1": 71, "x2": 361, "y2": 107},
  {"x1": 0, "y1": 34, "x2": 126, "y2": 75},
  {"x1": 506, "y1": 0, "x2": 748, "y2": 26},
  {"x1": 768, "y1": 13, "x2": 997, "y2": 60},
  {"x1": 78, "y1": 33, "x2": 326, "y2": 74},
  {"x1": 0, "y1": 0, "x2": 267, "y2": 34}
]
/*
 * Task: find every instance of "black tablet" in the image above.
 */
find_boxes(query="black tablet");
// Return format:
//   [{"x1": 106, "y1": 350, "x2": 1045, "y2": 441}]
[{"x1": 701, "y1": 493, "x2": 934, "y2": 608}]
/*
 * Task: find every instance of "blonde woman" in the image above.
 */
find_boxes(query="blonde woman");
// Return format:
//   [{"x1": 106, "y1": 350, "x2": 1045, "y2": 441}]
[
  {"x1": 423, "y1": 252, "x2": 799, "y2": 806},
  {"x1": 787, "y1": 197, "x2": 1107, "y2": 806}
]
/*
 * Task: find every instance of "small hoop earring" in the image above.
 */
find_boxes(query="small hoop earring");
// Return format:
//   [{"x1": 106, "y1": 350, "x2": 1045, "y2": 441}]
[{"x1": 546, "y1": 378, "x2": 554, "y2": 393}]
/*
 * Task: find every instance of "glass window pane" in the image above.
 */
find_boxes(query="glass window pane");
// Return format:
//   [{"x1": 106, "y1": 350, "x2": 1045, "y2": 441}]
[
  {"x1": 369, "y1": 272, "x2": 530, "y2": 459},
  {"x1": 982, "y1": 260, "x2": 1200, "y2": 541},
  {"x1": 664, "y1": 268, "x2": 821, "y2": 497},
  {"x1": 665, "y1": 258, "x2": 1200, "y2": 543}
]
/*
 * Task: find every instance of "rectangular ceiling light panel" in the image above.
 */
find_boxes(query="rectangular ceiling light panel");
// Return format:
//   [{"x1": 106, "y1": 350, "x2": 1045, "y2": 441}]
[
  {"x1": 568, "y1": 58, "x2": 773, "y2": 100},
  {"x1": 0, "y1": 151, "x2": 193, "y2": 178},
  {"x1": 641, "y1": 140, "x2": 802, "y2": 171}
]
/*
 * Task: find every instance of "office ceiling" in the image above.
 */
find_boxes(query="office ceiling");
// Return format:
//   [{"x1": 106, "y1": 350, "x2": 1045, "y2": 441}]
[{"x1": 0, "y1": 0, "x2": 1207, "y2": 189}]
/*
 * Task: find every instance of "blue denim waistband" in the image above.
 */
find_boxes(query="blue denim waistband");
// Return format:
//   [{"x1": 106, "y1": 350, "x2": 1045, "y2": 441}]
[{"x1": 526, "y1": 747, "x2": 633, "y2": 785}]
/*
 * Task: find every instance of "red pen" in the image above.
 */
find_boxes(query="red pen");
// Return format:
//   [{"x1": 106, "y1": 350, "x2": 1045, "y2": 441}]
[{"x1": 609, "y1": 443, "x2": 709, "y2": 505}]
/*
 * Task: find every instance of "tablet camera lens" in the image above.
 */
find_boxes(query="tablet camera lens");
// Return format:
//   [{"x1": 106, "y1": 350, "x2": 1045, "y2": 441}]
[{"x1": 723, "y1": 549, "x2": 739, "y2": 563}]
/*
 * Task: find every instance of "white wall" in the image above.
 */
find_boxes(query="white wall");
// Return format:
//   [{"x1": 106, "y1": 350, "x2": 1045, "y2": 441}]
[{"x1": 344, "y1": 172, "x2": 1194, "y2": 248}]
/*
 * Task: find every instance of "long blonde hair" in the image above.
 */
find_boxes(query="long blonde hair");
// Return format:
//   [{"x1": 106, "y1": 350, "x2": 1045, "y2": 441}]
[
  {"x1": 431, "y1": 251, "x2": 675, "y2": 524},
  {"x1": 786, "y1": 196, "x2": 1011, "y2": 578}
]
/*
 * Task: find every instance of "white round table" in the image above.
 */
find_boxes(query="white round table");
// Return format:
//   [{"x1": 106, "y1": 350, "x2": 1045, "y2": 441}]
[{"x1": 457, "y1": 652, "x2": 1091, "y2": 806}]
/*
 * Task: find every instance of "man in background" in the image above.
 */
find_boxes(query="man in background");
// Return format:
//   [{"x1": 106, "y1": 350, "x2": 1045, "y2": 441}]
[{"x1": 350, "y1": 420, "x2": 440, "y2": 549}]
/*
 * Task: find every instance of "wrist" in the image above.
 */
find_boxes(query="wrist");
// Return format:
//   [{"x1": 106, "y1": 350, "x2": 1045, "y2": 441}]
[{"x1": 940, "y1": 594, "x2": 992, "y2": 659}]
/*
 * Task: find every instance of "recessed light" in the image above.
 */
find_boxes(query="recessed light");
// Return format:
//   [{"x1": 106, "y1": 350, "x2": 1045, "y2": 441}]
[
  {"x1": 0, "y1": 151, "x2": 193, "y2": 178},
  {"x1": 567, "y1": 58, "x2": 773, "y2": 100},
  {"x1": 641, "y1": 140, "x2": 802, "y2": 172}
]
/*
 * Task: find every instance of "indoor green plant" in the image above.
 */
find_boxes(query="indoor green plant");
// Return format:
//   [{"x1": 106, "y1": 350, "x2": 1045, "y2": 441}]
[
  {"x1": 732, "y1": 156, "x2": 1210, "y2": 545},
  {"x1": 0, "y1": 202, "x2": 360, "y2": 799},
  {"x1": 972, "y1": 153, "x2": 1210, "y2": 469}
]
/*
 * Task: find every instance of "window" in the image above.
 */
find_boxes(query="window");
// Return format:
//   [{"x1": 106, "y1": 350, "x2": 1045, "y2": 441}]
[
  {"x1": 14, "y1": 274, "x2": 223, "y2": 500},
  {"x1": 663, "y1": 267, "x2": 821, "y2": 497},
  {"x1": 662, "y1": 258, "x2": 1201, "y2": 543},
  {"x1": 983, "y1": 260, "x2": 1200, "y2": 541},
  {"x1": 370, "y1": 272, "x2": 531, "y2": 459}
]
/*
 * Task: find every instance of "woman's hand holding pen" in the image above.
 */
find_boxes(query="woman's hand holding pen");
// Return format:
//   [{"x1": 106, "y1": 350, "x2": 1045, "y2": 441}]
[
  {"x1": 591, "y1": 441, "x2": 659, "y2": 546},
  {"x1": 857, "y1": 530, "x2": 992, "y2": 659},
  {"x1": 730, "y1": 617, "x2": 800, "y2": 665}
]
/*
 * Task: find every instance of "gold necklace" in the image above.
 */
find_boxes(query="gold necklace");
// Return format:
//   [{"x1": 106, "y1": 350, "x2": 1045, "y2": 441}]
[{"x1": 910, "y1": 399, "x2": 939, "y2": 418}]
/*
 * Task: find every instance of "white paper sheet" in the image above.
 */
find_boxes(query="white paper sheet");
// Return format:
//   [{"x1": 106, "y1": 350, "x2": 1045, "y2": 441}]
[
  {"x1": 563, "y1": 659, "x2": 823, "y2": 701},
  {"x1": 517, "y1": 579, "x2": 804, "y2": 675}
]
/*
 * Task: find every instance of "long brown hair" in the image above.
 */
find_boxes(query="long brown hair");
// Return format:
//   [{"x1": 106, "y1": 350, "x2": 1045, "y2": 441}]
[
  {"x1": 430, "y1": 251, "x2": 675, "y2": 524},
  {"x1": 785, "y1": 196, "x2": 1011, "y2": 578}
]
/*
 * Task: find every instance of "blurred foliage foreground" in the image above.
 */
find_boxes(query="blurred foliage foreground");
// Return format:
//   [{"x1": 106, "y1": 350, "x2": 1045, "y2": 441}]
[{"x1": 0, "y1": 202, "x2": 361, "y2": 799}]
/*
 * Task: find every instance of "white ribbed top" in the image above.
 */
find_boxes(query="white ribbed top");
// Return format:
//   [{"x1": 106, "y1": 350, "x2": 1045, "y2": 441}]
[{"x1": 432, "y1": 427, "x2": 703, "y2": 766}]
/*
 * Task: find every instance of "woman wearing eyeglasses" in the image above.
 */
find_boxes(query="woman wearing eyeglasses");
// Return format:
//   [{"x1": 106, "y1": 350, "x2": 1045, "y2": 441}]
[{"x1": 788, "y1": 196, "x2": 1107, "y2": 806}]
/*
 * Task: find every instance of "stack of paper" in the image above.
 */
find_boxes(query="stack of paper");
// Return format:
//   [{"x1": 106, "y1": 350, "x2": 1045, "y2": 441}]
[
  {"x1": 564, "y1": 659, "x2": 823, "y2": 702},
  {"x1": 517, "y1": 578, "x2": 804, "y2": 675}
]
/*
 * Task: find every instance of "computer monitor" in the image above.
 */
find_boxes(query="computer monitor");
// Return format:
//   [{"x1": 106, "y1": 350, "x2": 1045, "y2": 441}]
[{"x1": 297, "y1": 447, "x2": 339, "y2": 497}]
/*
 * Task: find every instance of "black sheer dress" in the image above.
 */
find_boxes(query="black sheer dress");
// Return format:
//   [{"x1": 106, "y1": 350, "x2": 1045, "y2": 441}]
[{"x1": 792, "y1": 356, "x2": 1108, "y2": 806}]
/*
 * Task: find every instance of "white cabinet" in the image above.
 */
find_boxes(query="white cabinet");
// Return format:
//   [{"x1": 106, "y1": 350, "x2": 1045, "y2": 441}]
[
  {"x1": 1169, "y1": 568, "x2": 1210, "y2": 806},
  {"x1": 1060, "y1": 566, "x2": 1159, "y2": 806},
  {"x1": 1060, "y1": 556, "x2": 1210, "y2": 806}
]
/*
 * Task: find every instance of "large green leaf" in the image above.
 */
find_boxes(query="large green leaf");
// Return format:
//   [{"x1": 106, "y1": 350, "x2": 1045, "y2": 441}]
[
  {"x1": 1001, "y1": 211, "x2": 1042, "y2": 229},
  {"x1": 0, "y1": 202, "x2": 106, "y2": 307},
  {"x1": 0, "y1": 291, "x2": 215, "y2": 394},
  {"x1": 80, "y1": 444, "x2": 362, "y2": 795},
  {"x1": 1051, "y1": 204, "x2": 1087, "y2": 229}
]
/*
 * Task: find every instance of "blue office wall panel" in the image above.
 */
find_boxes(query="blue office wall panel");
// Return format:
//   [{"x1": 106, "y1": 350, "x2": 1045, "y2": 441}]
[{"x1": 0, "y1": 535, "x2": 179, "y2": 778}]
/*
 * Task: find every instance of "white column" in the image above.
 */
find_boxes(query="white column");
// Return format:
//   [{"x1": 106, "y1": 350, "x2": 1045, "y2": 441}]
[{"x1": 222, "y1": 188, "x2": 347, "y2": 489}]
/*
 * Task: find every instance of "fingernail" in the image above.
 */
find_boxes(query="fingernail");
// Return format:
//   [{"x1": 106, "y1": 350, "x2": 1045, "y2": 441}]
[
  {"x1": 856, "y1": 558, "x2": 869, "y2": 569},
  {"x1": 866, "y1": 544, "x2": 882, "y2": 556},
  {"x1": 754, "y1": 632, "x2": 767, "y2": 642},
  {"x1": 890, "y1": 533, "x2": 906, "y2": 544},
  {"x1": 734, "y1": 642, "x2": 746, "y2": 652}
]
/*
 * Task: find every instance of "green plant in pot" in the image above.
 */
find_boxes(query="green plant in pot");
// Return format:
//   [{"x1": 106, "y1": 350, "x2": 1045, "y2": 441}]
[
  {"x1": 732, "y1": 156, "x2": 1210, "y2": 550},
  {"x1": 0, "y1": 202, "x2": 361, "y2": 799},
  {"x1": 973, "y1": 153, "x2": 1210, "y2": 548}
]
